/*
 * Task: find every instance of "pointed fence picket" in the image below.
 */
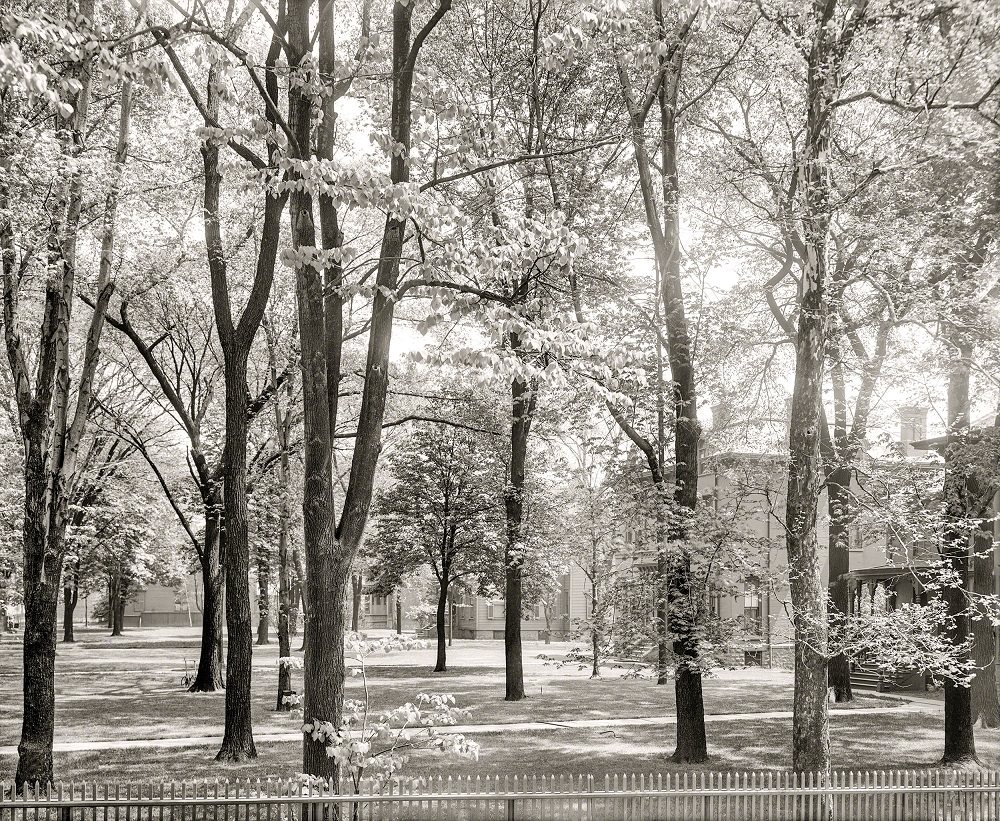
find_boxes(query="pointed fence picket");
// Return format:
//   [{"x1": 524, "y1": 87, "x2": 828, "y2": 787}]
[{"x1": 2, "y1": 769, "x2": 1000, "y2": 820}]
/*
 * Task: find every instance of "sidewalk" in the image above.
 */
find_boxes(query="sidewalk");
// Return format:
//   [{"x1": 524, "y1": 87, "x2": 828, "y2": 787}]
[{"x1": 0, "y1": 697, "x2": 938, "y2": 756}]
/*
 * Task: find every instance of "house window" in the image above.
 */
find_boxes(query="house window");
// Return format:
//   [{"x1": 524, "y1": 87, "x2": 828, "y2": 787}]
[
  {"x1": 487, "y1": 600, "x2": 505, "y2": 620},
  {"x1": 743, "y1": 586, "x2": 762, "y2": 634}
]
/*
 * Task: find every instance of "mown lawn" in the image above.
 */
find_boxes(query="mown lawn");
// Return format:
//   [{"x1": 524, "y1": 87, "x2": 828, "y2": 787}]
[
  {"x1": 11, "y1": 711, "x2": 1000, "y2": 786},
  {"x1": 0, "y1": 628, "x2": 893, "y2": 744},
  {"x1": 2, "y1": 626, "x2": 969, "y2": 786}
]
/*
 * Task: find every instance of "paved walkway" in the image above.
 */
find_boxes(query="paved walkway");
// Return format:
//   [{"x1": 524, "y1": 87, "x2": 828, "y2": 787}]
[{"x1": 0, "y1": 698, "x2": 938, "y2": 756}]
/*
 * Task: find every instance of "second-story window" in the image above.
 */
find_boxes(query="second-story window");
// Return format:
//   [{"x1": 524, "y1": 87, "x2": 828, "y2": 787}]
[{"x1": 743, "y1": 586, "x2": 762, "y2": 634}]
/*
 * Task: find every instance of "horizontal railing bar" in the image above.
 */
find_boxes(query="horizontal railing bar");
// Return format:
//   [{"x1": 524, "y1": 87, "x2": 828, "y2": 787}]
[{"x1": 6, "y1": 785, "x2": 1000, "y2": 807}]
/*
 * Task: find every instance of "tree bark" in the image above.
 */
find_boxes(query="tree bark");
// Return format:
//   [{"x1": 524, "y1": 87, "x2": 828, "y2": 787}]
[
  {"x1": 18, "y1": 575, "x2": 60, "y2": 787},
  {"x1": 215, "y1": 356, "x2": 257, "y2": 762},
  {"x1": 269, "y1": 319, "x2": 294, "y2": 711},
  {"x1": 110, "y1": 574, "x2": 123, "y2": 636},
  {"x1": 62, "y1": 572, "x2": 78, "y2": 643},
  {"x1": 276, "y1": 522, "x2": 292, "y2": 710},
  {"x1": 289, "y1": 580, "x2": 301, "y2": 637},
  {"x1": 189, "y1": 523, "x2": 225, "y2": 692},
  {"x1": 940, "y1": 338, "x2": 978, "y2": 764},
  {"x1": 504, "y1": 370, "x2": 535, "y2": 701},
  {"x1": 196, "y1": 5, "x2": 287, "y2": 752},
  {"x1": 590, "y1": 585, "x2": 601, "y2": 679},
  {"x1": 434, "y1": 577, "x2": 449, "y2": 673},
  {"x1": 256, "y1": 556, "x2": 270, "y2": 645},
  {"x1": 827, "y1": 468, "x2": 853, "y2": 702},
  {"x1": 351, "y1": 573, "x2": 363, "y2": 633},
  {"x1": 971, "y1": 529, "x2": 1000, "y2": 728},
  {"x1": 610, "y1": 1, "x2": 707, "y2": 761},
  {"x1": 285, "y1": 0, "x2": 340, "y2": 780},
  {"x1": 786, "y1": 358, "x2": 830, "y2": 776}
]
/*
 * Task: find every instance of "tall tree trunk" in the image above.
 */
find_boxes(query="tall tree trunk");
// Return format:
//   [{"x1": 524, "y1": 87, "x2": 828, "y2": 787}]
[
  {"x1": 273, "y1": 432, "x2": 293, "y2": 711},
  {"x1": 971, "y1": 529, "x2": 1000, "y2": 728},
  {"x1": 256, "y1": 557, "x2": 270, "y2": 645},
  {"x1": 612, "y1": 1, "x2": 707, "y2": 761},
  {"x1": 504, "y1": 370, "x2": 535, "y2": 702},
  {"x1": 215, "y1": 357, "x2": 257, "y2": 762},
  {"x1": 291, "y1": 549, "x2": 307, "y2": 635},
  {"x1": 655, "y1": 509, "x2": 670, "y2": 685},
  {"x1": 62, "y1": 571, "x2": 78, "y2": 643},
  {"x1": 287, "y1": 0, "x2": 340, "y2": 775},
  {"x1": 434, "y1": 577, "x2": 449, "y2": 673},
  {"x1": 289, "y1": 580, "x2": 301, "y2": 637},
  {"x1": 395, "y1": 595, "x2": 402, "y2": 634},
  {"x1": 16, "y1": 525, "x2": 61, "y2": 787},
  {"x1": 116, "y1": 590, "x2": 127, "y2": 634},
  {"x1": 286, "y1": 0, "x2": 450, "y2": 780},
  {"x1": 781, "y1": 0, "x2": 866, "y2": 777},
  {"x1": 203, "y1": 127, "x2": 286, "y2": 758},
  {"x1": 110, "y1": 574, "x2": 123, "y2": 636},
  {"x1": 652, "y1": 0, "x2": 704, "y2": 763},
  {"x1": 786, "y1": 357, "x2": 830, "y2": 775},
  {"x1": 590, "y1": 585, "x2": 601, "y2": 679},
  {"x1": 199, "y1": 10, "x2": 286, "y2": 751},
  {"x1": 270, "y1": 321, "x2": 293, "y2": 711},
  {"x1": 827, "y1": 468, "x2": 853, "y2": 702},
  {"x1": 190, "y1": 521, "x2": 225, "y2": 692},
  {"x1": 351, "y1": 573, "x2": 363, "y2": 632},
  {"x1": 276, "y1": 519, "x2": 292, "y2": 710},
  {"x1": 940, "y1": 338, "x2": 977, "y2": 764},
  {"x1": 9, "y1": 2, "x2": 115, "y2": 783}
]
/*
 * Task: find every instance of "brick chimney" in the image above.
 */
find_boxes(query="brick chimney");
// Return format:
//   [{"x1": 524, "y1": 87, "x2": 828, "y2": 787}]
[{"x1": 899, "y1": 405, "x2": 928, "y2": 456}]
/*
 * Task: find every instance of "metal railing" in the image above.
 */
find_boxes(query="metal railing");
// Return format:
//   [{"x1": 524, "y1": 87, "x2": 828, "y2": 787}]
[{"x1": 3, "y1": 769, "x2": 1000, "y2": 820}]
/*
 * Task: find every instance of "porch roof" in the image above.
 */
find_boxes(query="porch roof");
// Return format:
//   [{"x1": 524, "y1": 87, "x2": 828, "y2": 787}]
[{"x1": 843, "y1": 564, "x2": 936, "y2": 581}]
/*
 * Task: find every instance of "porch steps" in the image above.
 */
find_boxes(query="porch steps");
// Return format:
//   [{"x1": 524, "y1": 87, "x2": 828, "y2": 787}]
[{"x1": 851, "y1": 668, "x2": 909, "y2": 692}]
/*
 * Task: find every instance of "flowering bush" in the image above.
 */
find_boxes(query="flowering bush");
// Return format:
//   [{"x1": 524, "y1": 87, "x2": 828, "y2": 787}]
[{"x1": 298, "y1": 633, "x2": 479, "y2": 794}]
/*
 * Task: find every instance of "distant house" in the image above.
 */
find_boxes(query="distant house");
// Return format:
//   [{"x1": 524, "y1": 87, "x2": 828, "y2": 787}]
[
  {"x1": 451, "y1": 581, "x2": 575, "y2": 641},
  {"x1": 358, "y1": 587, "x2": 423, "y2": 632},
  {"x1": 442, "y1": 406, "x2": 999, "y2": 692},
  {"x1": 120, "y1": 573, "x2": 423, "y2": 633},
  {"x1": 123, "y1": 574, "x2": 202, "y2": 627}
]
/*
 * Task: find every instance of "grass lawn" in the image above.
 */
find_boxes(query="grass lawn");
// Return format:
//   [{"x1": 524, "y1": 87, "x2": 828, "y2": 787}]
[
  {"x1": 36, "y1": 711, "x2": 1000, "y2": 785},
  {"x1": 2, "y1": 626, "x2": 987, "y2": 785}
]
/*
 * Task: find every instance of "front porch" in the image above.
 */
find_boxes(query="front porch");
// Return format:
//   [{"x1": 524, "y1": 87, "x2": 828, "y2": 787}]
[{"x1": 844, "y1": 564, "x2": 934, "y2": 693}]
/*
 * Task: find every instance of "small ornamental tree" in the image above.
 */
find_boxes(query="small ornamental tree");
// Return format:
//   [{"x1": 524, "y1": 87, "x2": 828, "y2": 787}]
[
  {"x1": 371, "y1": 417, "x2": 503, "y2": 672},
  {"x1": 294, "y1": 634, "x2": 479, "y2": 797}
]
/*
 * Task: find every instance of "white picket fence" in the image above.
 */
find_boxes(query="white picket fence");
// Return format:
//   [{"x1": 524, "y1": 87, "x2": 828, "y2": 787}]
[{"x1": 2, "y1": 770, "x2": 1000, "y2": 820}]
